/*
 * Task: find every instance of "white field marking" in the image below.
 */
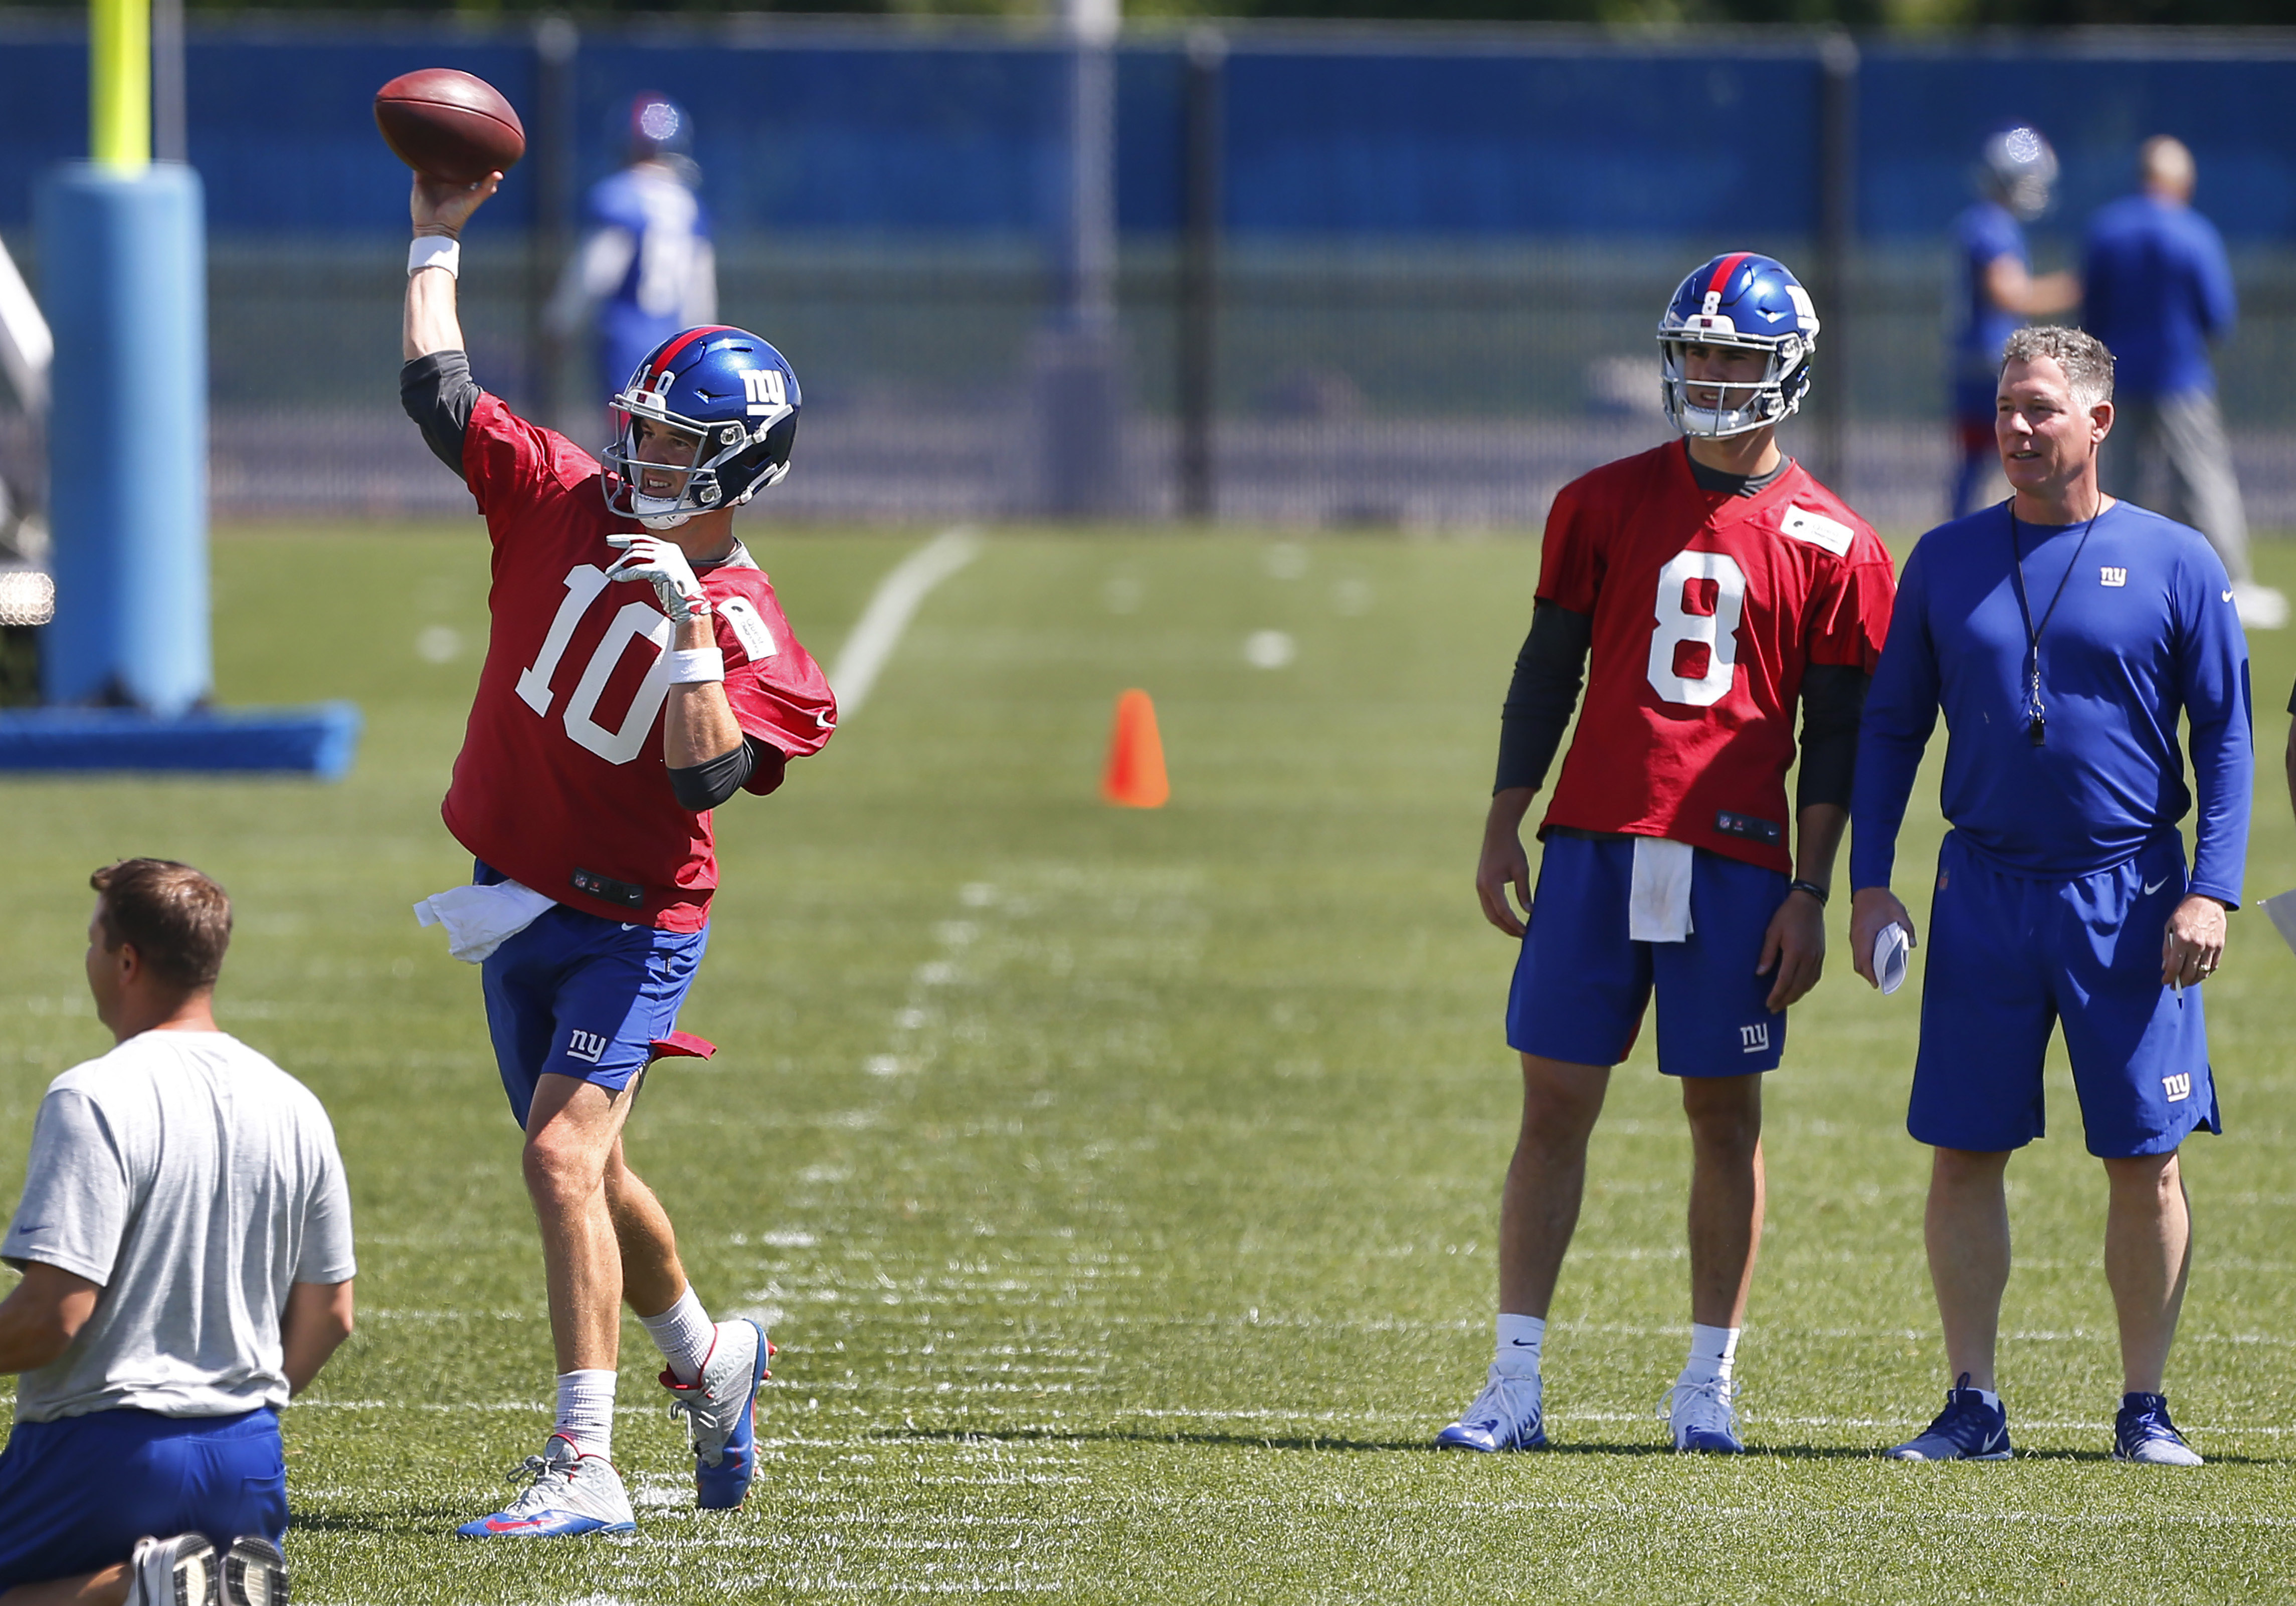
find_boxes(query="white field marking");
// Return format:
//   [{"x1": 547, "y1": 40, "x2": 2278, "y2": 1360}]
[{"x1": 828, "y1": 525, "x2": 982, "y2": 717}]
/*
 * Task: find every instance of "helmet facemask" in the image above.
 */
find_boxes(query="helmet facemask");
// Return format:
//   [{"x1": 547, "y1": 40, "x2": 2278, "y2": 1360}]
[
  {"x1": 604, "y1": 380, "x2": 789, "y2": 531},
  {"x1": 1659, "y1": 331, "x2": 1811, "y2": 440}
]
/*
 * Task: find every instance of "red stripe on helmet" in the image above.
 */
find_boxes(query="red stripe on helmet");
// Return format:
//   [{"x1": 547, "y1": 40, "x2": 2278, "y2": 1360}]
[
  {"x1": 1706, "y1": 253, "x2": 1752, "y2": 302},
  {"x1": 642, "y1": 325, "x2": 738, "y2": 391}
]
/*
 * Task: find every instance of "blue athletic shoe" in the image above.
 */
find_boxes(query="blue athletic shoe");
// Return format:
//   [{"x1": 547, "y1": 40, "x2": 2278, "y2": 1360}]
[
  {"x1": 1436, "y1": 1366, "x2": 1546, "y2": 1452},
  {"x1": 1888, "y1": 1374, "x2": 2013, "y2": 1461},
  {"x1": 664, "y1": 1319, "x2": 772, "y2": 1509},
  {"x1": 2115, "y1": 1392, "x2": 2203, "y2": 1466},
  {"x1": 1662, "y1": 1378, "x2": 1746, "y2": 1454},
  {"x1": 456, "y1": 1434, "x2": 637, "y2": 1537}
]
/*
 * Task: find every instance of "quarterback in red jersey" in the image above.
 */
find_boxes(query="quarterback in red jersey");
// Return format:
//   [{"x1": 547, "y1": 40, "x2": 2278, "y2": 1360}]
[
  {"x1": 398, "y1": 171, "x2": 830, "y2": 1536},
  {"x1": 1436, "y1": 254, "x2": 1896, "y2": 1457}
]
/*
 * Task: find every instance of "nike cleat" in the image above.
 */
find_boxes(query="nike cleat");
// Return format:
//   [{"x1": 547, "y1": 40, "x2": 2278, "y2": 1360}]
[
  {"x1": 220, "y1": 1535, "x2": 288, "y2": 1606},
  {"x1": 1662, "y1": 1377, "x2": 1746, "y2": 1454},
  {"x1": 2115, "y1": 1392, "x2": 2203, "y2": 1466},
  {"x1": 1435, "y1": 1366, "x2": 1546, "y2": 1452},
  {"x1": 1888, "y1": 1373, "x2": 2013, "y2": 1461},
  {"x1": 663, "y1": 1318, "x2": 773, "y2": 1509},
  {"x1": 129, "y1": 1534, "x2": 216, "y2": 1606},
  {"x1": 455, "y1": 1434, "x2": 636, "y2": 1537}
]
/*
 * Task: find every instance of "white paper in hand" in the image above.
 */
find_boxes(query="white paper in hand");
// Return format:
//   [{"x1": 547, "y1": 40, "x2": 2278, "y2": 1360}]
[
  {"x1": 1873, "y1": 921, "x2": 1911, "y2": 995},
  {"x1": 2263, "y1": 890, "x2": 2296, "y2": 958}
]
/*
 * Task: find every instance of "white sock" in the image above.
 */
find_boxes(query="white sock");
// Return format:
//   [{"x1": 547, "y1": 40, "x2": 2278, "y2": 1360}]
[
  {"x1": 554, "y1": 1368, "x2": 617, "y2": 1459},
  {"x1": 1679, "y1": 1323, "x2": 1741, "y2": 1387},
  {"x1": 1970, "y1": 1386, "x2": 2002, "y2": 1410},
  {"x1": 638, "y1": 1283, "x2": 716, "y2": 1386},
  {"x1": 1493, "y1": 1313, "x2": 1546, "y2": 1379}
]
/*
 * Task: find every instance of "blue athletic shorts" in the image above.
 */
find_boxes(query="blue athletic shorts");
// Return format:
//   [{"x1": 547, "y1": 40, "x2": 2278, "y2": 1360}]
[
  {"x1": 0, "y1": 1407, "x2": 285, "y2": 1591},
  {"x1": 477, "y1": 863, "x2": 709, "y2": 1129},
  {"x1": 1911, "y1": 831, "x2": 2220, "y2": 1158},
  {"x1": 1507, "y1": 835, "x2": 1789, "y2": 1077}
]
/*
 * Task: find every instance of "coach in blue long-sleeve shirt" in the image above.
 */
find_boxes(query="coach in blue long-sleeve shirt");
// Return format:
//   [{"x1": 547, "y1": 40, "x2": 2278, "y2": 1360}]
[
  {"x1": 2082, "y1": 136, "x2": 2279, "y2": 626},
  {"x1": 1848, "y1": 325, "x2": 2250, "y2": 1470}
]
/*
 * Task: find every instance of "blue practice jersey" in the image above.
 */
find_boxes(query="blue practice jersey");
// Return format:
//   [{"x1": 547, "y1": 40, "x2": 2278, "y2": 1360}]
[
  {"x1": 551, "y1": 164, "x2": 717, "y2": 404},
  {"x1": 1850, "y1": 500, "x2": 2251, "y2": 903},
  {"x1": 1948, "y1": 201, "x2": 2027, "y2": 422},
  {"x1": 2081, "y1": 194, "x2": 2237, "y2": 399}
]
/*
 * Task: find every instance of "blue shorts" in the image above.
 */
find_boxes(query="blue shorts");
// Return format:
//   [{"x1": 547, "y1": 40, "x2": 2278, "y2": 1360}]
[
  {"x1": 1507, "y1": 835, "x2": 1789, "y2": 1077},
  {"x1": 1911, "y1": 831, "x2": 2220, "y2": 1158},
  {"x1": 478, "y1": 867, "x2": 709, "y2": 1130},
  {"x1": 0, "y1": 1407, "x2": 285, "y2": 1591}
]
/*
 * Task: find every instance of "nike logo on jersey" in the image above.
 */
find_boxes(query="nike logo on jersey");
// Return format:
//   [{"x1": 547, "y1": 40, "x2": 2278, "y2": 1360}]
[
  {"x1": 2223, "y1": 589, "x2": 2236, "y2": 602},
  {"x1": 2143, "y1": 876, "x2": 2172, "y2": 896}
]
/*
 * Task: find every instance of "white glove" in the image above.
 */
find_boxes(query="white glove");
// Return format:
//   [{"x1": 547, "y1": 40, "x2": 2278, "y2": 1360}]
[{"x1": 606, "y1": 534, "x2": 710, "y2": 624}]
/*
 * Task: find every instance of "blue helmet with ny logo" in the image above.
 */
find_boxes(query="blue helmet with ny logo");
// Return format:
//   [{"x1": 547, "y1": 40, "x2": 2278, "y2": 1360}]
[
  {"x1": 604, "y1": 325, "x2": 801, "y2": 530},
  {"x1": 1656, "y1": 253, "x2": 1819, "y2": 440}
]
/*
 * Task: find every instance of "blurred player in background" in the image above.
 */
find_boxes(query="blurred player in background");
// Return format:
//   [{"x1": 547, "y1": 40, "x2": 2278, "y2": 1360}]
[
  {"x1": 1947, "y1": 126, "x2": 2080, "y2": 521},
  {"x1": 1439, "y1": 254, "x2": 1896, "y2": 1457},
  {"x1": 0, "y1": 860, "x2": 354, "y2": 1606},
  {"x1": 546, "y1": 93, "x2": 718, "y2": 420},
  {"x1": 1851, "y1": 325, "x2": 2250, "y2": 1467},
  {"x1": 400, "y1": 167, "x2": 834, "y2": 1537},
  {"x1": 2083, "y1": 136, "x2": 2283, "y2": 630}
]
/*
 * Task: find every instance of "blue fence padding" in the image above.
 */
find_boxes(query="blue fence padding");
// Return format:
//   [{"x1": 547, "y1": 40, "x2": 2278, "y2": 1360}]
[
  {"x1": 0, "y1": 702, "x2": 362, "y2": 778},
  {"x1": 2, "y1": 22, "x2": 2295, "y2": 242}
]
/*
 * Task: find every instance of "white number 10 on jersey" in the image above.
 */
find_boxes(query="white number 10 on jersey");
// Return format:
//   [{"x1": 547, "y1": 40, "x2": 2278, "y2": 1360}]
[{"x1": 1646, "y1": 550, "x2": 1747, "y2": 707}]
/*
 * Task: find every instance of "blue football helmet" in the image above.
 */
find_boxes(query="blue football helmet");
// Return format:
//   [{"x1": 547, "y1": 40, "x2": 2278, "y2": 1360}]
[
  {"x1": 604, "y1": 326, "x2": 800, "y2": 530},
  {"x1": 1656, "y1": 253, "x2": 1820, "y2": 439},
  {"x1": 1978, "y1": 125, "x2": 2058, "y2": 222}
]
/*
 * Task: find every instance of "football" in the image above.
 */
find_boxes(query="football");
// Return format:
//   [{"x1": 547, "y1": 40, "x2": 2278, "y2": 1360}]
[{"x1": 373, "y1": 68, "x2": 525, "y2": 186}]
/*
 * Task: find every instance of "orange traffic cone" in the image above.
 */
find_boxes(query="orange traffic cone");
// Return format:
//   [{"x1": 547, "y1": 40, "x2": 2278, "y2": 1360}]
[{"x1": 1100, "y1": 688, "x2": 1169, "y2": 809}]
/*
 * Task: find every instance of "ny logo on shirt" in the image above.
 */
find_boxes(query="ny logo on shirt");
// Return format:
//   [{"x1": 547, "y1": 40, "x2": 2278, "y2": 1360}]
[{"x1": 2100, "y1": 566, "x2": 2129, "y2": 587}]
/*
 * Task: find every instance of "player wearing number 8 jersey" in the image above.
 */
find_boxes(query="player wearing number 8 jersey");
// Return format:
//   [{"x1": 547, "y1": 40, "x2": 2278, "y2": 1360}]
[
  {"x1": 1438, "y1": 253, "x2": 1895, "y2": 1457},
  {"x1": 397, "y1": 169, "x2": 830, "y2": 1539}
]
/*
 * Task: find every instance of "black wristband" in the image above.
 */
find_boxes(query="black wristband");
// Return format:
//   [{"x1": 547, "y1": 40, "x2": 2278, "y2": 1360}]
[{"x1": 1787, "y1": 878, "x2": 1829, "y2": 907}]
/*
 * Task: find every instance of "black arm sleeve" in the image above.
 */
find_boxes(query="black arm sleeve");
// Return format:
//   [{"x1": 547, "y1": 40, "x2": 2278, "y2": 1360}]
[
  {"x1": 1796, "y1": 664, "x2": 1872, "y2": 814},
  {"x1": 1493, "y1": 599, "x2": 1594, "y2": 795},
  {"x1": 399, "y1": 349, "x2": 481, "y2": 478},
  {"x1": 668, "y1": 735, "x2": 787, "y2": 812}
]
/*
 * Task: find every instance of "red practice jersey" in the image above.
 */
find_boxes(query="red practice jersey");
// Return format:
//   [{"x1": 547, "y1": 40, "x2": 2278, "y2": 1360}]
[
  {"x1": 1536, "y1": 443, "x2": 1895, "y2": 873},
  {"x1": 442, "y1": 393, "x2": 837, "y2": 931}
]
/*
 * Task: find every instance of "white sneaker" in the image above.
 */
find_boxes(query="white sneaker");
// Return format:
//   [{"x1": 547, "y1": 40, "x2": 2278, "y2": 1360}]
[
  {"x1": 454, "y1": 1433, "x2": 636, "y2": 1537},
  {"x1": 2233, "y1": 581, "x2": 2288, "y2": 631},
  {"x1": 662, "y1": 1317, "x2": 772, "y2": 1509},
  {"x1": 129, "y1": 1534, "x2": 217, "y2": 1606},
  {"x1": 220, "y1": 1536, "x2": 288, "y2": 1606},
  {"x1": 1435, "y1": 1366, "x2": 1546, "y2": 1451},
  {"x1": 1661, "y1": 1377, "x2": 1746, "y2": 1453}
]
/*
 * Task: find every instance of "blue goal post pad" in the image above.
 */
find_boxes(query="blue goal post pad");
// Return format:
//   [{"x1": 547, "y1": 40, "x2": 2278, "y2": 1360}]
[{"x1": 0, "y1": 703, "x2": 361, "y2": 780}]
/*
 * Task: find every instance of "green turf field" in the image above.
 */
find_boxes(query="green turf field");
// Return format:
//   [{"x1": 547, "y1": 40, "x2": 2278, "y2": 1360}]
[{"x1": 5, "y1": 523, "x2": 2296, "y2": 1603}]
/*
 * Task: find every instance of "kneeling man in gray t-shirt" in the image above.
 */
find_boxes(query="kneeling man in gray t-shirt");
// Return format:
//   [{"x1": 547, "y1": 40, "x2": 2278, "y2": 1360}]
[{"x1": 0, "y1": 860, "x2": 355, "y2": 1606}]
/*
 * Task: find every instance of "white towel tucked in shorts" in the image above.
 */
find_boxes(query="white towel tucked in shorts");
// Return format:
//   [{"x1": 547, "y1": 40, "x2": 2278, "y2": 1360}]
[
  {"x1": 413, "y1": 879, "x2": 556, "y2": 964},
  {"x1": 1627, "y1": 837, "x2": 1695, "y2": 943}
]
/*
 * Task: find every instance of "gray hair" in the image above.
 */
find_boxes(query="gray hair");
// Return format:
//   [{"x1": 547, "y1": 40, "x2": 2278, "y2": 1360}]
[{"x1": 2001, "y1": 324, "x2": 2115, "y2": 412}]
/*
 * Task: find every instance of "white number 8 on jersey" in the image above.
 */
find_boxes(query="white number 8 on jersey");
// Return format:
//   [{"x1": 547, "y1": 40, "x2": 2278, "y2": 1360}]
[{"x1": 1646, "y1": 550, "x2": 1748, "y2": 708}]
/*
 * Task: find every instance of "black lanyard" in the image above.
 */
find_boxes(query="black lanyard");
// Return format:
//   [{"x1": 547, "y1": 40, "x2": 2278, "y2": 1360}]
[{"x1": 2005, "y1": 501, "x2": 2102, "y2": 746}]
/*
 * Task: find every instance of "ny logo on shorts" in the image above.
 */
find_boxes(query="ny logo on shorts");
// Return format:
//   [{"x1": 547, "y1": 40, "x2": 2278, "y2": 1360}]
[
  {"x1": 566, "y1": 1029, "x2": 610, "y2": 1065},
  {"x1": 2162, "y1": 1073, "x2": 2192, "y2": 1103},
  {"x1": 1740, "y1": 1022, "x2": 1771, "y2": 1053}
]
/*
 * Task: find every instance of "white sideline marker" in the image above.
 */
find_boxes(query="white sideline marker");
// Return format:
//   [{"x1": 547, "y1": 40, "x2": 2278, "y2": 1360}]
[{"x1": 828, "y1": 525, "x2": 982, "y2": 717}]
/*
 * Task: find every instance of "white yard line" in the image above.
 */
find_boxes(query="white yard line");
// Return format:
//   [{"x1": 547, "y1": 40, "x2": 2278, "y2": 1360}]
[{"x1": 829, "y1": 525, "x2": 983, "y2": 717}]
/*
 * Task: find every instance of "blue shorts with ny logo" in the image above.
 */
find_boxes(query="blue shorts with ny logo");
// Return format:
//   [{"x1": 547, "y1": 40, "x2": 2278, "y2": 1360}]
[{"x1": 475, "y1": 862, "x2": 709, "y2": 1129}]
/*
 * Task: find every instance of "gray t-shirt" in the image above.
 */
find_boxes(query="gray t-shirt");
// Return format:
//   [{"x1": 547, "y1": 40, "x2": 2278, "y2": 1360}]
[{"x1": 1, "y1": 1030, "x2": 356, "y2": 1422}]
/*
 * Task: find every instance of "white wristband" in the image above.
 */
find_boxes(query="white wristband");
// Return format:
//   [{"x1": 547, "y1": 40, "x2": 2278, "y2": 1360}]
[
  {"x1": 408, "y1": 236, "x2": 462, "y2": 278},
  {"x1": 666, "y1": 648, "x2": 725, "y2": 685}
]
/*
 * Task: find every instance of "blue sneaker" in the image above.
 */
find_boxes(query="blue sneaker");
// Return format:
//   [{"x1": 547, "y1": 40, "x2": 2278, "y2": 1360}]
[
  {"x1": 1662, "y1": 1377, "x2": 1746, "y2": 1453},
  {"x1": 2115, "y1": 1392, "x2": 2203, "y2": 1466},
  {"x1": 456, "y1": 1434, "x2": 637, "y2": 1537},
  {"x1": 1888, "y1": 1373, "x2": 2013, "y2": 1461},
  {"x1": 1436, "y1": 1366, "x2": 1546, "y2": 1452},
  {"x1": 664, "y1": 1319, "x2": 772, "y2": 1509}
]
